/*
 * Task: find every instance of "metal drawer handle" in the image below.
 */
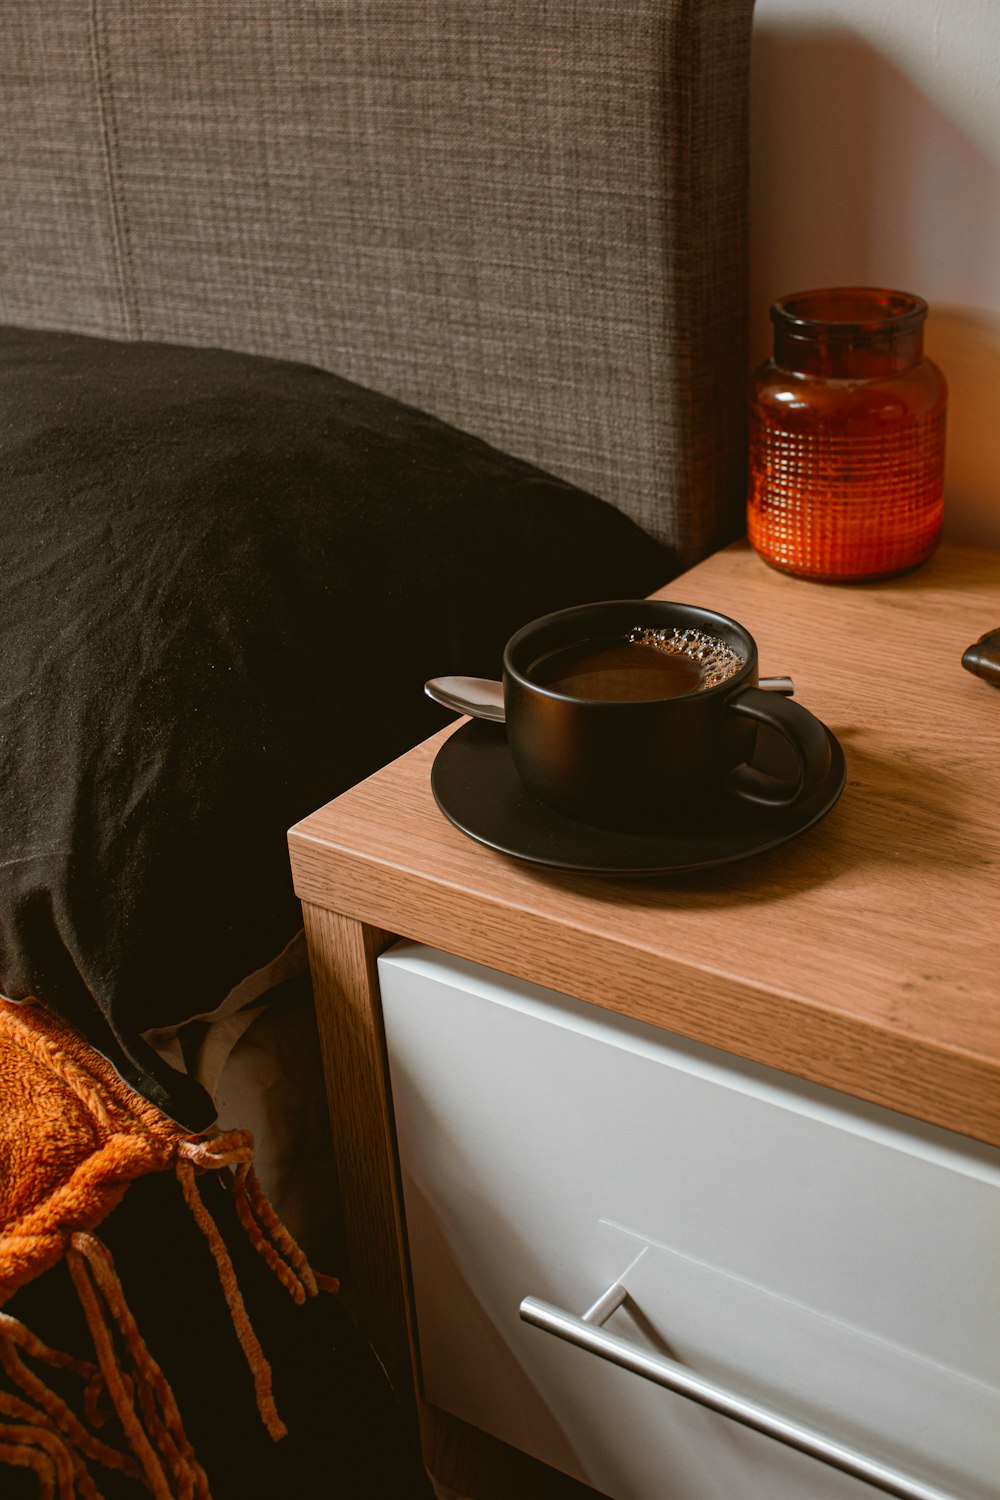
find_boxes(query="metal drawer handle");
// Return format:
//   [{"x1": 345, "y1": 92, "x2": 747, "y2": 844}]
[{"x1": 519, "y1": 1283, "x2": 965, "y2": 1500}]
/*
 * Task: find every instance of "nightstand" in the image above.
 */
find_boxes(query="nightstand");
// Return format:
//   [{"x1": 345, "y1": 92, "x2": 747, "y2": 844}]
[{"x1": 289, "y1": 541, "x2": 1000, "y2": 1500}]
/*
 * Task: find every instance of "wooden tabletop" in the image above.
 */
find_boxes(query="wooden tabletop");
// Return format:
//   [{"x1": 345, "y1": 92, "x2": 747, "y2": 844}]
[{"x1": 290, "y1": 540, "x2": 1000, "y2": 1148}]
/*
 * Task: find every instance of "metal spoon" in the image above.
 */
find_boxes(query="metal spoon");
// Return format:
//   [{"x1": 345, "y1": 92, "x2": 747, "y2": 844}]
[
  {"x1": 425, "y1": 676, "x2": 506, "y2": 721},
  {"x1": 425, "y1": 674, "x2": 795, "y2": 723}
]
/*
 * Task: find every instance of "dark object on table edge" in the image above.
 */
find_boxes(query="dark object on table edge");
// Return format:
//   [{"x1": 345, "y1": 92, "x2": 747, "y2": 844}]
[{"x1": 962, "y1": 628, "x2": 1000, "y2": 686}]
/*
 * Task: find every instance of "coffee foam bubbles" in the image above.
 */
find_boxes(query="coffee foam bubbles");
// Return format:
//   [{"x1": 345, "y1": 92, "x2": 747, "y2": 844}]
[{"x1": 627, "y1": 626, "x2": 745, "y2": 690}]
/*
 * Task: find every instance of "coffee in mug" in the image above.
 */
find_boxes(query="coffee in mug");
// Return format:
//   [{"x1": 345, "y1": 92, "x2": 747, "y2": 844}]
[
  {"x1": 502, "y1": 599, "x2": 831, "y2": 831},
  {"x1": 527, "y1": 626, "x2": 745, "y2": 702}
]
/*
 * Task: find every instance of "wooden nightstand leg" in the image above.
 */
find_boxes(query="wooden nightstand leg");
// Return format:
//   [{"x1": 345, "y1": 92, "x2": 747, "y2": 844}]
[
  {"x1": 300, "y1": 903, "x2": 417, "y2": 1415},
  {"x1": 301, "y1": 904, "x2": 607, "y2": 1499}
]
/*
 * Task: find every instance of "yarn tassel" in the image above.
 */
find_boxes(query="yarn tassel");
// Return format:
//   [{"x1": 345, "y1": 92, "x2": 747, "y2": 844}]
[
  {"x1": 240, "y1": 1162, "x2": 339, "y2": 1295},
  {"x1": 0, "y1": 1001, "x2": 339, "y2": 1497},
  {"x1": 0, "y1": 1420, "x2": 79, "y2": 1500},
  {"x1": 67, "y1": 1232, "x2": 211, "y2": 1500},
  {"x1": 0, "y1": 1390, "x2": 102, "y2": 1500},
  {"x1": 0, "y1": 1312, "x2": 139, "y2": 1493},
  {"x1": 178, "y1": 1134, "x2": 339, "y2": 1298},
  {"x1": 0, "y1": 1433, "x2": 59, "y2": 1500},
  {"x1": 174, "y1": 1129, "x2": 340, "y2": 1441},
  {"x1": 174, "y1": 1157, "x2": 287, "y2": 1442}
]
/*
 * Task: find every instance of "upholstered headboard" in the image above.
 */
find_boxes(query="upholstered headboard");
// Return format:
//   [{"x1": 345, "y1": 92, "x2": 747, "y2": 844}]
[{"x1": 3, "y1": 0, "x2": 754, "y2": 567}]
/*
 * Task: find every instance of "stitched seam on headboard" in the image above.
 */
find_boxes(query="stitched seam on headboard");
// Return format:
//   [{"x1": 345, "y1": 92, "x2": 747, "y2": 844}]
[{"x1": 87, "y1": 0, "x2": 142, "y2": 339}]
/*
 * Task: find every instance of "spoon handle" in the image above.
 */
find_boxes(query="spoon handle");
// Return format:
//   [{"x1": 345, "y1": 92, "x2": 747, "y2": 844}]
[{"x1": 425, "y1": 676, "x2": 506, "y2": 722}]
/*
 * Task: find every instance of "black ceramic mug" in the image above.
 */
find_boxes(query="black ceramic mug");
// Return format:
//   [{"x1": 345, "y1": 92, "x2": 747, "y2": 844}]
[{"x1": 502, "y1": 600, "x2": 831, "y2": 831}]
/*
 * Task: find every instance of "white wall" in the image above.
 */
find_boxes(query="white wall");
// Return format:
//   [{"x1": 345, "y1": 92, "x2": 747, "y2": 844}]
[{"x1": 750, "y1": 0, "x2": 1000, "y2": 545}]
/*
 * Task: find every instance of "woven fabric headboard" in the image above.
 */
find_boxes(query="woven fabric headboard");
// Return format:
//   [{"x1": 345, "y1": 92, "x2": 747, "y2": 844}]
[{"x1": 3, "y1": 0, "x2": 754, "y2": 566}]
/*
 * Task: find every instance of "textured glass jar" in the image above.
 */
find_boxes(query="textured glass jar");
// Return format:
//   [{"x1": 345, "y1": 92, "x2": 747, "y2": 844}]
[{"x1": 747, "y1": 288, "x2": 947, "y2": 581}]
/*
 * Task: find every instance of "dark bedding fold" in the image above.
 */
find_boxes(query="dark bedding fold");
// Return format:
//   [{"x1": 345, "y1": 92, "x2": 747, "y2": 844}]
[{"x1": 0, "y1": 325, "x2": 674, "y2": 1123}]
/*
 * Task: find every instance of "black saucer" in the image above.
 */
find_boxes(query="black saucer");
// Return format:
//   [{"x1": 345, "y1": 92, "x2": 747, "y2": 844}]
[{"x1": 431, "y1": 719, "x2": 846, "y2": 876}]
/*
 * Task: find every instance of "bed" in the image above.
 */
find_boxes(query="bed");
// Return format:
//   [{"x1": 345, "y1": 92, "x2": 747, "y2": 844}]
[{"x1": 0, "y1": 2, "x2": 754, "y2": 1495}]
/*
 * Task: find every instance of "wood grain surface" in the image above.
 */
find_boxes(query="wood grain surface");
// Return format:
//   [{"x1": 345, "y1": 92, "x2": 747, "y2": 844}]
[
  {"x1": 298, "y1": 907, "x2": 415, "y2": 1393},
  {"x1": 291, "y1": 541, "x2": 1000, "y2": 1146}
]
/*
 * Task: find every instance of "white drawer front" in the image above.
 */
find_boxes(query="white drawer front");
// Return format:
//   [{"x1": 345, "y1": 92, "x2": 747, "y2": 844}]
[{"x1": 378, "y1": 944, "x2": 1000, "y2": 1500}]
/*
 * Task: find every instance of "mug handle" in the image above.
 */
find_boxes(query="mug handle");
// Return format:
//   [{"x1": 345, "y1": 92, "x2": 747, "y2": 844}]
[{"x1": 726, "y1": 686, "x2": 832, "y2": 808}]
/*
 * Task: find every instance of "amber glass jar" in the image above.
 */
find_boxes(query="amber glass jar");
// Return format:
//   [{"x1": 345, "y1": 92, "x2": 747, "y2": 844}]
[{"x1": 747, "y1": 288, "x2": 947, "y2": 581}]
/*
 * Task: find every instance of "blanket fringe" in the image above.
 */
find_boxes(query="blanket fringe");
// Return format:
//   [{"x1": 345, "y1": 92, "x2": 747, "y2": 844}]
[
  {"x1": 0, "y1": 1415, "x2": 92, "y2": 1500},
  {"x1": 175, "y1": 1153, "x2": 285, "y2": 1443},
  {"x1": 1, "y1": 1128, "x2": 336, "y2": 1498},
  {"x1": 68, "y1": 1232, "x2": 209, "y2": 1500},
  {"x1": 0, "y1": 1314, "x2": 140, "y2": 1490}
]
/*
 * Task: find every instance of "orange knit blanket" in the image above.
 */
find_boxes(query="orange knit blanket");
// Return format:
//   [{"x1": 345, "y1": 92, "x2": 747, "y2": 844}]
[{"x1": 0, "y1": 997, "x2": 335, "y2": 1499}]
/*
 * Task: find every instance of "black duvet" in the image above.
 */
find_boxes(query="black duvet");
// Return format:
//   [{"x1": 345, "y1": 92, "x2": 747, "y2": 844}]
[{"x1": 0, "y1": 325, "x2": 673, "y2": 1126}]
